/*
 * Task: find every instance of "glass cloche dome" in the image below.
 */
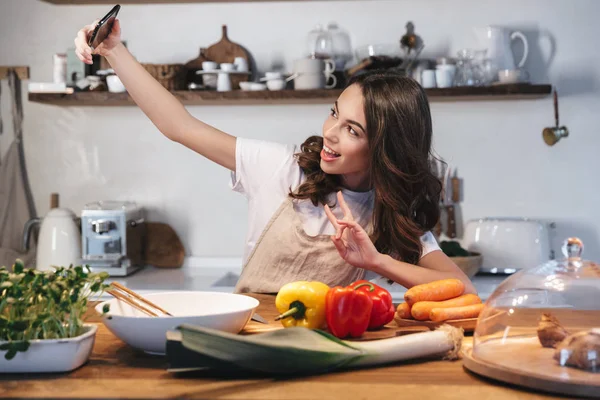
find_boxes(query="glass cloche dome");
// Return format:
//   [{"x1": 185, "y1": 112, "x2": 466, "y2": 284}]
[{"x1": 463, "y1": 237, "x2": 600, "y2": 398}]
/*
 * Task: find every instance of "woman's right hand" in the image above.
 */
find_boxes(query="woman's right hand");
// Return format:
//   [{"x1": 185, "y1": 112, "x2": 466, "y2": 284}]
[{"x1": 74, "y1": 19, "x2": 122, "y2": 64}]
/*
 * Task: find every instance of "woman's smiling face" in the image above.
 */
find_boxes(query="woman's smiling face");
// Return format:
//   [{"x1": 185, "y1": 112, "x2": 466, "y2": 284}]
[{"x1": 320, "y1": 83, "x2": 371, "y2": 191}]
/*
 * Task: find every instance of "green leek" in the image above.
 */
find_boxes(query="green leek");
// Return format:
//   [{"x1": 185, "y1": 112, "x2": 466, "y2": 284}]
[{"x1": 174, "y1": 323, "x2": 463, "y2": 375}]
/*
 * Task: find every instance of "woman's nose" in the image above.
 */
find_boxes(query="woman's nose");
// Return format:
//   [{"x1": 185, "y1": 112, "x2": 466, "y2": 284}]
[{"x1": 323, "y1": 123, "x2": 339, "y2": 143}]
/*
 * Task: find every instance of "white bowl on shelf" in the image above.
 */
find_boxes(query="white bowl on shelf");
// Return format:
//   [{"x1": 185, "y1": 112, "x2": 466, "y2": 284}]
[
  {"x1": 0, "y1": 324, "x2": 98, "y2": 373},
  {"x1": 95, "y1": 291, "x2": 259, "y2": 355},
  {"x1": 239, "y1": 81, "x2": 253, "y2": 91}
]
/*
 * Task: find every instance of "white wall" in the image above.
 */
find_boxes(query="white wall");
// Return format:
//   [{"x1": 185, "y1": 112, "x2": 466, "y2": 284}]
[{"x1": 1, "y1": 0, "x2": 599, "y2": 261}]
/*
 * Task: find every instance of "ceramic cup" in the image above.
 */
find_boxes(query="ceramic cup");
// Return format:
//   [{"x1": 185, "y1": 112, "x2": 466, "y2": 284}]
[
  {"x1": 202, "y1": 61, "x2": 218, "y2": 89},
  {"x1": 435, "y1": 65, "x2": 456, "y2": 88},
  {"x1": 106, "y1": 75, "x2": 126, "y2": 93},
  {"x1": 233, "y1": 57, "x2": 248, "y2": 72},
  {"x1": 220, "y1": 63, "x2": 235, "y2": 72},
  {"x1": 292, "y1": 58, "x2": 336, "y2": 90},
  {"x1": 264, "y1": 71, "x2": 283, "y2": 80},
  {"x1": 267, "y1": 78, "x2": 286, "y2": 91},
  {"x1": 421, "y1": 69, "x2": 437, "y2": 88},
  {"x1": 498, "y1": 68, "x2": 529, "y2": 84}
]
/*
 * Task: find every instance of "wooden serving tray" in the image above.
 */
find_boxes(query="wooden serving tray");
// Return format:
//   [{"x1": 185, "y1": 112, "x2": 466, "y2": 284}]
[
  {"x1": 394, "y1": 317, "x2": 478, "y2": 332},
  {"x1": 461, "y1": 337, "x2": 600, "y2": 398}
]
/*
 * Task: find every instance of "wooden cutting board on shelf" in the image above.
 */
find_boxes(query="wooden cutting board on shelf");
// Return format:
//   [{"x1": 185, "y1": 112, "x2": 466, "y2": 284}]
[
  {"x1": 143, "y1": 222, "x2": 185, "y2": 268},
  {"x1": 183, "y1": 47, "x2": 208, "y2": 85},
  {"x1": 204, "y1": 25, "x2": 251, "y2": 89}
]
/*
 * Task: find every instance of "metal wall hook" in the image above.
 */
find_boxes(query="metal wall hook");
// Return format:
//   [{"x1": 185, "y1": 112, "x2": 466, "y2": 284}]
[{"x1": 542, "y1": 89, "x2": 569, "y2": 146}]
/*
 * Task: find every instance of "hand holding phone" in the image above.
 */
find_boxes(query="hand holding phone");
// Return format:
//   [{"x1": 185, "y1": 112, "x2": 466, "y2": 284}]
[
  {"x1": 87, "y1": 4, "x2": 120, "y2": 51},
  {"x1": 75, "y1": 4, "x2": 122, "y2": 64}
]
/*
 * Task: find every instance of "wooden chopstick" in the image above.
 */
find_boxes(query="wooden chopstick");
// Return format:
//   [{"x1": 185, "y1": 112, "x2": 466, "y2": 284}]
[
  {"x1": 109, "y1": 282, "x2": 173, "y2": 316},
  {"x1": 107, "y1": 289, "x2": 159, "y2": 317}
]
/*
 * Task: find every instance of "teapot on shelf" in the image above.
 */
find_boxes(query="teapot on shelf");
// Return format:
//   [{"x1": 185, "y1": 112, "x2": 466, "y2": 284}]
[{"x1": 22, "y1": 193, "x2": 81, "y2": 271}]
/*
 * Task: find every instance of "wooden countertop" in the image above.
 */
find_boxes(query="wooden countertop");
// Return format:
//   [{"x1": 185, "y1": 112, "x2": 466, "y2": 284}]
[{"x1": 0, "y1": 294, "x2": 565, "y2": 399}]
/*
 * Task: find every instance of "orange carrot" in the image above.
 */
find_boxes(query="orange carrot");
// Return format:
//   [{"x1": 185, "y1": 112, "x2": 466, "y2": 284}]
[
  {"x1": 395, "y1": 302, "x2": 412, "y2": 319},
  {"x1": 410, "y1": 294, "x2": 482, "y2": 321},
  {"x1": 429, "y1": 303, "x2": 485, "y2": 322},
  {"x1": 404, "y1": 279, "x2": 465, "y2": 306}
]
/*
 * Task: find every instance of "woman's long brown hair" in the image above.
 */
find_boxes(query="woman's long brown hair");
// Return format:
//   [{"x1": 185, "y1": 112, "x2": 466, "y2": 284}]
[{"x1": 289, "y1": 70, "x2": 442, "y2": 265}]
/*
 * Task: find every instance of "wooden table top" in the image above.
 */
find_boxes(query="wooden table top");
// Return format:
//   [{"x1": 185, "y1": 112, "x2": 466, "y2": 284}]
[{"x1": 0, "y1": 293, "x2": 566, "y2": 399}]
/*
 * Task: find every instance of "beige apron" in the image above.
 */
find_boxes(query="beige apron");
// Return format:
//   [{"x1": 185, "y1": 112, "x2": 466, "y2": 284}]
[{"x1": 234, "y1": 198, "x2": 368, "y2": 294}]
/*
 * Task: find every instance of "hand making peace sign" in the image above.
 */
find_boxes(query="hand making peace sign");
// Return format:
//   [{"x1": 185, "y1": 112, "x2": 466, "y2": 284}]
[{"x1": 324, "y1": 191, "x2": 382, "y2": 271}]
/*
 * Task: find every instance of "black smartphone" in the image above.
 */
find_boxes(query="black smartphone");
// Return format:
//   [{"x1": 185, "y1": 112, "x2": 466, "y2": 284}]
[{"x1": 87, "y1": 4, "x2": 121, "y2": 50}]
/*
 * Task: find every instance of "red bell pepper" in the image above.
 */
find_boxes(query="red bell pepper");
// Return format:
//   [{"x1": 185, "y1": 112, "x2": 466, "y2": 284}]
[
  {"x1": 325, "y1": 283, "x2": 373, "y2": 339},
  {"x1": 350, "y1": 280, "x2": 395, "y2": 330}
]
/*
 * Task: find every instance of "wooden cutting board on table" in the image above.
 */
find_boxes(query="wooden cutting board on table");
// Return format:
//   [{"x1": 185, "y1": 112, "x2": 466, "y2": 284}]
[
  {"x1": 241, "y1": 294, "x2": 431, "y2": 340},
  {"x1": 204, "y1": 25, "x2": 251, "y2": 89},
  {"x1": 143, "y1": 222, "x2": 185, "y2": 268}
]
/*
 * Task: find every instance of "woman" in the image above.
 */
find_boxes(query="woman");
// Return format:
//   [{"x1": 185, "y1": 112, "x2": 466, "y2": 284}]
[{"x1": 74, "y1": 19, "x2": 476, "y2": 295}]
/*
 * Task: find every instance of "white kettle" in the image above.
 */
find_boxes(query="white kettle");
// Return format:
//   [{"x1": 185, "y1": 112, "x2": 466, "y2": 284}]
[{"x1": 23, "y1": 193, "x2": 81, "y2": 271}]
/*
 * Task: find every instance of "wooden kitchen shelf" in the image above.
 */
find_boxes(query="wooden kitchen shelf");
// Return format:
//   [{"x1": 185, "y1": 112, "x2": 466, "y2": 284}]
[
  {"x1": 39, "y1": 0, "x2": 345, "y2": 4},
  {"x1": 28, "y1": 84, "x2": 552, "y2": 106}
]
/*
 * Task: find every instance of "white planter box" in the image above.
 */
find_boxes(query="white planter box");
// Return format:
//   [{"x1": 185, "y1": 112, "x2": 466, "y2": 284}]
[{"x1": 0, "y1": 324, "x2": 97, "y2": 373}]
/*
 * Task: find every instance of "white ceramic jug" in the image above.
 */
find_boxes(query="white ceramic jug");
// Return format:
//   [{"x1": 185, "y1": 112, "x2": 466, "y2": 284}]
[
  {"x1": 474, "y1": 25, "x2": 529, "y2": 70},
  {"x1": 23, "y1": 193, "x2": 81, "y2": 271}
]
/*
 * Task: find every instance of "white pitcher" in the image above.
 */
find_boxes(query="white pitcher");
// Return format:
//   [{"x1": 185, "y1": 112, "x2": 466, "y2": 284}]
[{"x1": 474, "y1": 25, "x2": 529, "y2": 70}]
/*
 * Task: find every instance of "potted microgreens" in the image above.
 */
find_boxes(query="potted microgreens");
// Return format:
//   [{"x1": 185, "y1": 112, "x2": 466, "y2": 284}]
[{"x1": 0, "y1": 259, "x2": 110, "y2": 373}]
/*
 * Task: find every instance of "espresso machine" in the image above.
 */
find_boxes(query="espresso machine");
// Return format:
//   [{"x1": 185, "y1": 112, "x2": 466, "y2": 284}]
[{"x1": 80, "y1": 201, "x2": 145, "y2": 276}]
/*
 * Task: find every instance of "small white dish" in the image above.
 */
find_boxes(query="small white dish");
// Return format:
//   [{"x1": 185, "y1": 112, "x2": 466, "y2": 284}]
[
  {"x1": 250, "y1": 82, "x2": 267, "y2": 91},
  {"x1": 0, "y1": 324, "x2": 98, "y2": 373},
  {"x1": 239, "y1": 81, "x2": 253, "y2": 91},
  {"x1": 95, "y1": 291, "x2": 259, "y2": 355}
]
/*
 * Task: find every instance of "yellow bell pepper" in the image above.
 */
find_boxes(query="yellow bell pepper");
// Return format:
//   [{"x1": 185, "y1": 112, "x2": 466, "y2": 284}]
[{"x1": 274, "y1": 281, "x2": 330, "y2": 329}]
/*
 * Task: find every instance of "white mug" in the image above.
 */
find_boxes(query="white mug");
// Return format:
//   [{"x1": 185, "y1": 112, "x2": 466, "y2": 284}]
[
  {"x1": 293, "y1": 72, "x2": 337, "y2": 90},
  {"x1": 421, "y1": 69, "x2": 436, "y2": 88},
  {"x1": 220, "y1": 63, "x2": 235, "y2": 72},
  {"x1": 292, "y1": 58, "x2": 336, "y2": 90},
  {"x1": 106, "y1": 75, "x2": 126, "y2": 93},
  {"x1": 202, "y1": 61, "x2": 218, "y2": 89},
  {"x1": 294, "y1": 58, "x2": 335, "y2": 74},
  {"x1": 435, "y1": 65, "x2": 456, "y2": 88},
  {"x1": 233, "y1": 57, "x2": 248, "y2": 72}
]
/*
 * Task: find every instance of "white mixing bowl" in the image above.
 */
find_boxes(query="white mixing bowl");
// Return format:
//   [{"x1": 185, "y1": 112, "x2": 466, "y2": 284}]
[{"x1": 95, "y1": 291, "x2": 259, "y2": 355}]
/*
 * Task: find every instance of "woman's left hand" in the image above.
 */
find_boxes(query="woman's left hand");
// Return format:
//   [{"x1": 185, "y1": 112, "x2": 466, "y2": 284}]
[{"x1": 324, "y1": 191, "x2": 382, "y2": 271}]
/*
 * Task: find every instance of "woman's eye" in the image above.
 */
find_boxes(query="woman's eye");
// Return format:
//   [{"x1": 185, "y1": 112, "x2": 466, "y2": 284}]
[
  {"x1": 347, "y1": 126, "x2": 358, "y2": 136},
  {"x1": 330, "y1": 108, "x2": 337, "y2": 118}
]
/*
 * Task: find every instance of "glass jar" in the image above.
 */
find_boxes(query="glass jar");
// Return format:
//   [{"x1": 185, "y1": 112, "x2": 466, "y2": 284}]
[
  {"x1": 307, "y1": 24, "x2": 327, "y2": 58},
  {"x1": 326, "y1": 21, "x2": 352, "y2": 71},
  {"x1": 454, "y1": 48, "x2": 485, "y2": 86}
]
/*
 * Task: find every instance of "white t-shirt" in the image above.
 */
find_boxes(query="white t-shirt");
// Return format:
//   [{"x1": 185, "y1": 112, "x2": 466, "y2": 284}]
[{"x1": 229, "y1": 137, "x2": 441, "y2": 277}]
